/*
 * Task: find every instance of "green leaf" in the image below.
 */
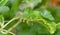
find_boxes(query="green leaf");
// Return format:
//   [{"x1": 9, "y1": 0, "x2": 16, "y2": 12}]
[
  {"x1": 16, "y1": 22, "x2": 50, "y2": 35},
  {"x1": 40, "y1": 9, "x2": 55, "y2": 21},
  {"x1": 0, "y1": 6, "x2": 10, "y2": 15},
  {"x1": 10, "y1": 0, "x2": 22, "y2": 12}
]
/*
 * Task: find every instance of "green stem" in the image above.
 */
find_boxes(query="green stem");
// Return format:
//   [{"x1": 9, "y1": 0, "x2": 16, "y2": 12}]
[
  {"x1": 0, "y1": 0, "x2": 9, "y2": 6},
  {"x1": 3, "y1": 17, "x2": 19, "y2": 28},
  {"x1": 8, "y1": 18, "x2": 21, "y2": 32}
]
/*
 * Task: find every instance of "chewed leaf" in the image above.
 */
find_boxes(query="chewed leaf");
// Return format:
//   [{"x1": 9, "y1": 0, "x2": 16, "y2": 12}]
[{"x1": 40, "y1": 9, "x2": 55, "y2": 21}]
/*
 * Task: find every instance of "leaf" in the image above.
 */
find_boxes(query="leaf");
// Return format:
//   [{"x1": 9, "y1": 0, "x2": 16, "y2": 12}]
[
  {"x1": 10, "y1": 0, "x2": 22, "y2": 12},
  {"x1": 40, "y1": 8, "x2": 55, "y2": 21},
  {"x1": 16, "y1": 22, "x2": 50, "y2": 35},
  {"x1": 0, "y1": 6, "x2": 10, "y2": 15}
]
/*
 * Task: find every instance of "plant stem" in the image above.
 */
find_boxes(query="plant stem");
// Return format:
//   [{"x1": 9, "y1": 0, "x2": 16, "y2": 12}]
[
  {"x1": 1, "y1": 29, "x2": 15, "y2": 35},
  {"x1": 8, "y1": 18, "x2": 21, "y2": 31},
  {"x1": 3, "y1": 17, "x2": 19, "y2": 28}
]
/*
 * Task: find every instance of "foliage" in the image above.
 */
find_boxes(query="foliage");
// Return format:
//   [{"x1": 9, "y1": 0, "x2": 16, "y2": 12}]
[{"x1": 0, "y1": 0, "x2": 60, "y2": 35}]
